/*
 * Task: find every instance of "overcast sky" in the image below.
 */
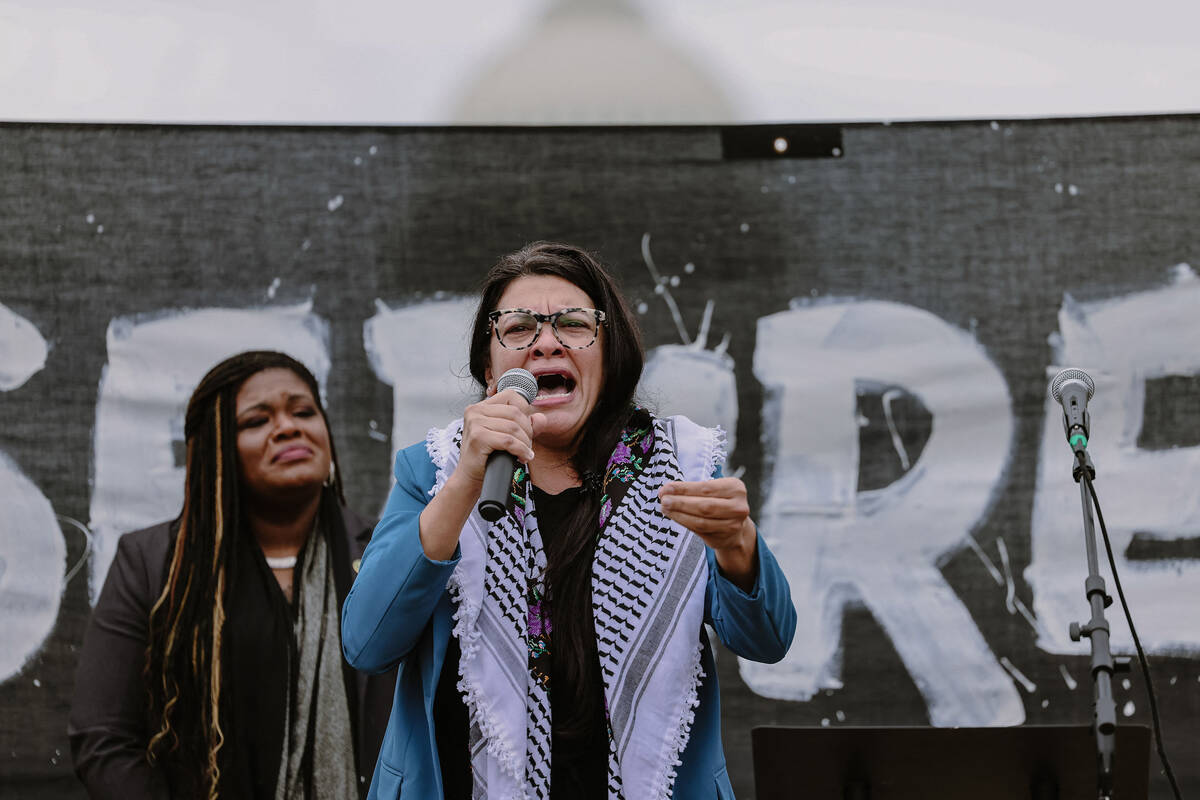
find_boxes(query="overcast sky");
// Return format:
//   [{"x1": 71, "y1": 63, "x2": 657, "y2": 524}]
[{"x1": 2, "y1": 0, "x2": 1198, "y2": 124}]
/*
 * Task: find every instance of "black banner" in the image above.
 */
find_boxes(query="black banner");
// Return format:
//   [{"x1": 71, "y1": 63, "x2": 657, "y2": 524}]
[{"x1": 1, "y1": 118, "x2": 1197, "y2": 798}]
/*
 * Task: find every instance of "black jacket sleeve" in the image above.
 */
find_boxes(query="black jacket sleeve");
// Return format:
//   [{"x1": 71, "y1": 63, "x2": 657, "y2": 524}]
[{"x1": 68, "y1": 526, "x2": 170, "y2": 800}]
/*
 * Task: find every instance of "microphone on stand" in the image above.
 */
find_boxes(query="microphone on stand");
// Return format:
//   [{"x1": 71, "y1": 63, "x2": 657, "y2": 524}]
[
  {"x1": 477, "y1": 368, "x2": 538, "y2": 522},
  {"x1": 1049, "y1": 367, "x2": 1095, "y2": 455},
  {"x1": 1049, "y1": 366, "x2": 1183, "y2": 799},
  {"x1": 1050, "y1": 366, "x2": 1117, "y2": 794}
]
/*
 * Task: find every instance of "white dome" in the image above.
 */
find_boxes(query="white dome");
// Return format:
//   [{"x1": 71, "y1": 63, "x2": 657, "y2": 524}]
[{"x1": 451, "y1": 0, "x2": 736, "y2": 123}]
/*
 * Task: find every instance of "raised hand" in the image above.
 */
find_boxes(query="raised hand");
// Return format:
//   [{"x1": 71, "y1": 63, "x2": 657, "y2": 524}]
[{"x1": 659, "y1": 477, "x2": 758, "y2": 591}]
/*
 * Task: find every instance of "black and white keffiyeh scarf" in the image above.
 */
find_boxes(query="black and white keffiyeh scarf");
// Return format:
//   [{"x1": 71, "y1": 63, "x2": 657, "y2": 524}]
[{"x1": 426, "y1": 413, "x2": 724, "y2": 800}]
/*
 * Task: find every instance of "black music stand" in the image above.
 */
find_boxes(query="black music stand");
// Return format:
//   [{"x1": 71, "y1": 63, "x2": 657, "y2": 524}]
[{"x1": 752, "y1": 725, "x2": 1151, "y2": 800}]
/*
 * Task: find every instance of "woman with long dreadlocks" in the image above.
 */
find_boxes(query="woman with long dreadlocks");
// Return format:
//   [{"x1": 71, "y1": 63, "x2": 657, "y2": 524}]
[
  {"x1": 342, "y1": 242, "x2": 797, "y2": 799},
  {"x1": 70, "y1": 350, "x2": 394, "y2": 799}
]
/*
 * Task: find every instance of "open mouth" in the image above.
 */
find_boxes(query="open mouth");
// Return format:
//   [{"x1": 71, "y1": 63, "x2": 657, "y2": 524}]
[{"x1": 536, "y1": 372, "x2": 576, "y2": 398}]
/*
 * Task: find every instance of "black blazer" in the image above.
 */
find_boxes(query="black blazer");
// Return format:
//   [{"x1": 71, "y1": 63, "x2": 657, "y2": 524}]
[{"x1": 68, "y1": 506, "x2": 396, "y2": 799}]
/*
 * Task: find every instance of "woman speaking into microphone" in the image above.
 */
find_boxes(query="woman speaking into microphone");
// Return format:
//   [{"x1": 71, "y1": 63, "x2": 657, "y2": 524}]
[{"x1": 342, "y1": 241, "x2": 796, "y2": 800}]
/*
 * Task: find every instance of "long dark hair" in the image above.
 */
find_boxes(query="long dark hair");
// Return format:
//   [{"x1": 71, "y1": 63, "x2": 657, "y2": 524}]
[
  {"x1": 469, "y1": 241, "x2": 645, "y2": 737},
  {"x1": 143, "y1": 350, "x2": 344, "y2": 798}
]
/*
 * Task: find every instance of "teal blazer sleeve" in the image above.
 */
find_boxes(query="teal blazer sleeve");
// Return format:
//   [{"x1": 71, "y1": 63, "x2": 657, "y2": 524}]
[
  {"x1": 703, "y1": 463, "x2": 796, "y2": 664},
  {"x1": 704, "y1": 531, "x2": 796, "y2": 663},
  {"x1": 341, "y1": 442, "x2": 460, "y2": 675}
]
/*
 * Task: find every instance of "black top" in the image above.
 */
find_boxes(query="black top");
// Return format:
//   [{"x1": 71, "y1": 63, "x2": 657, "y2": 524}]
[{"x1": 434, "y1": 485, "x2": 608, "y2": 799}]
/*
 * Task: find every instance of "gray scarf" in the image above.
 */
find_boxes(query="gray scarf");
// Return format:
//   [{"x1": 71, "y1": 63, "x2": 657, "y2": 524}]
[{"x1": 274, "y1": 526, "x2": 357, "y2": 800}]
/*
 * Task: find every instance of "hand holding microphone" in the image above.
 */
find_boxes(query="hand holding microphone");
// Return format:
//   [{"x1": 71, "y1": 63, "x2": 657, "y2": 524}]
[
  {"x1": 477, "y1": 368, "x2": 538, "y2": 521},
  {"x1": 416, "y1": 368, "x2": 539, "y2": 561}
]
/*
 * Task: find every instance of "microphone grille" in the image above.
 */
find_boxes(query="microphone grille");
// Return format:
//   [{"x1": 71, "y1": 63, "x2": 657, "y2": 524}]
[
  {"x1": 1049, "y1": 367, "x2": 1095, "y2": 402},
  {"x1": 497, "y1": 368, "x2": 538, "y2": 403}
]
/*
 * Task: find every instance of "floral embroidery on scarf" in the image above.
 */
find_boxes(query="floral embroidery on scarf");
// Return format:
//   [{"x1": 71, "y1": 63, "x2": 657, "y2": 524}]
[
  {"x1": 526, "y1": 585, "x2": 553, "y2": 687},
  {"x1": 510, "y1": 463, "x2": 529, "y2": 526},
  {"x1": 599, "y1": 411, "x2": 655, "y2": 528}
]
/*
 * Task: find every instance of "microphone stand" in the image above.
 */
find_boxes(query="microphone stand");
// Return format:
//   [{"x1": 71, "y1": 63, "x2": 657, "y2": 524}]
[{"x1": 1066, "y1": 449, "x2": 1120, "y2": 799}]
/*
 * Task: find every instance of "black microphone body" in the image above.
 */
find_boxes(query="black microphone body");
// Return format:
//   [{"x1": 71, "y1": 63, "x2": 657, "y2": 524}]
[
  {"x1": 1049, "y1": 367, "x2": 1095, "y2": 455},
  {"x1": 477, "y1": 368, "x2": 538, "y2": 522}
]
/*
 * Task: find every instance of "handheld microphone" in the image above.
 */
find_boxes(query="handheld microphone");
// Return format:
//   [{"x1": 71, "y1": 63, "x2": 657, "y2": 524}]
[
  {"x1": 1048, "y1": 368, "x2": 1095, "y2": 454},
  {"x1": 477, "y1": 368, "x2": 538, "y2": 522}
]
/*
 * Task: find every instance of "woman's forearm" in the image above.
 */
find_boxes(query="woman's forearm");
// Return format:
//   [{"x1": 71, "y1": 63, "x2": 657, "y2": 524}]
[{"x1": 418, "y1": 470, "x2": 482, "y2": 561}]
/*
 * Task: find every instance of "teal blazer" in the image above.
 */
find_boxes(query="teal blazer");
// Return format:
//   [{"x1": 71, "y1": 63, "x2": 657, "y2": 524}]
[{"x1": 342, "y1": 442, "x2": 797, "y2": 799}]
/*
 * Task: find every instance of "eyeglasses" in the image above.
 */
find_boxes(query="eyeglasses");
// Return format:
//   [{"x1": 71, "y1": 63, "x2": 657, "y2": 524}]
[{"x1": 488, "y1": 307, "x2": 606, "y2": 350}]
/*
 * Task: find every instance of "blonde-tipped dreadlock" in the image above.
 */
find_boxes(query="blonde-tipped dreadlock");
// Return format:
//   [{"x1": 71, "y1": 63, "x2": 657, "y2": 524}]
[{"x1": 144, "y1": 351, "x2": 344, "y2": 798}]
